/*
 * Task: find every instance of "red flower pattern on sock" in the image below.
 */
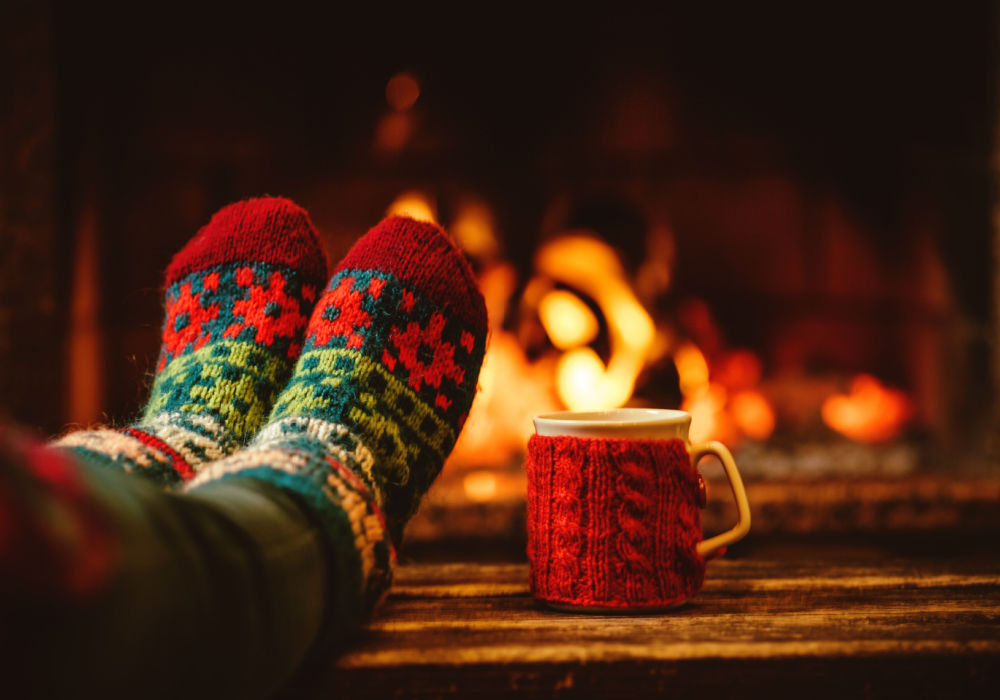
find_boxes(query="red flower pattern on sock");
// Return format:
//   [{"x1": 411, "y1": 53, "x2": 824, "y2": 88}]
[
  {"x1": 223, "y1": 268, "x2": 313, "y2": 357},
  {"x1": 308, "y1": 275, "x2": 372, "y2": 349},
  {"x1": 162, "y1": 282, "x2": 219, "y2": 358},
  {"x1": 386, "y1": 312, "x2": 465, "y2": 393}
]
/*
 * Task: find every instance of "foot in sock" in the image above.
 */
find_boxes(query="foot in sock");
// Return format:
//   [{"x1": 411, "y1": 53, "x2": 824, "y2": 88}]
[
  {"x1": 55, "y1": 197, "x2": 328, "y2": 486},
  {"x1": 188, "y1": 216, "x2": 488, "y2": 644}
]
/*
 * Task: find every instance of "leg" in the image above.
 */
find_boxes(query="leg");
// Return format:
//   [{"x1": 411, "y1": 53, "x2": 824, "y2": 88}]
[
  {"x1": 188, "y1": 215, "x2": 488, "y2": 649},
  {"x1": 3, "y1": 426, "x2": 328, "y2": 698}
]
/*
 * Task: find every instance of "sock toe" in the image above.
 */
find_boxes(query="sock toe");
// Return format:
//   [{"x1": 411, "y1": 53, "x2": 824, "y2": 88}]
[
  {"x1": 336, "y1": 215, "x2": 487, "y2": 332},
  {"x1": 165, "y1": 196, "x2": 329, "y2": 289}
]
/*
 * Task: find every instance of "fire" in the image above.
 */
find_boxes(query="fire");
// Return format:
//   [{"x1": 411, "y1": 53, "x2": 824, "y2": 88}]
[
  {"x1": 674, "y1": 336, "x2": 776, "y2": 446},
  {"x1": 730, "y1": 390, "x2": 776, "y2": 440},
  {"x1": 451, "y1": 199, "x2": 501, "y2": 259},
  {"x1": 449, "y1": 227, "x2": 655, "y2": 463},
  {"x1": 417, "y1": 191, "x2": 914, "y2": 488},
  {"x1": 674, "y1": 341, "x2": 710, "y2": 397},
  {"x1": 463, "y1": 470, "x2": 498, "y2": 501},
  {"x1": 683, "y1": 383, "x2": 731, "y2": 444},
  {"x1": 538, "y1": 290, "x2": 599, "y2": 350},
  {"x1": 534, "y1": 234, "x2": 655, "y2": 411},
  {"x1": 439, "y1": 199, "x2": 565, "y2": 469},
  {"x1": 821, "y1": 374, "x2": 912, "y2": 443},
  {"x1": 448, "y1": 330, "x2": 560, "y2": 467},
  {"x1": 386, "y1": 191, "x2": 437, "y2": 223}
]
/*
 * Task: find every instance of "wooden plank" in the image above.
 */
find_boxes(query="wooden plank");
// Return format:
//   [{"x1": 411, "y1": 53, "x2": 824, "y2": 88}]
[{"x1": 283, "y1": 551, "x2": 1000, "y2": 698}]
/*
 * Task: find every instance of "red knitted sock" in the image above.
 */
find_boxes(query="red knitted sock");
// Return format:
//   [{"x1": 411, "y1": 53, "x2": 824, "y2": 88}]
[
  {"x1": 55, "y1": 197, "x2": 328, "y2": 485},
  {"x1": 187, "y1": 215, "x2": 488, "y2": 649}
]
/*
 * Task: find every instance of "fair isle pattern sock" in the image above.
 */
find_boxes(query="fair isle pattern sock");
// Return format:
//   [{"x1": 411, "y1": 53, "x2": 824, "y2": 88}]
[
  {"x1": 188, "y1": 216, "x2": 487, "y2": 647},
  {"x1": 55, "y1": 197, "x2": 328, "y2": 486}
]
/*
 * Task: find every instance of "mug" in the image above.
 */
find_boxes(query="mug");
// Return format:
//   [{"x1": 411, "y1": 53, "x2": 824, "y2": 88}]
[{"x1": 526, "y1": 408, "x2": 751, "y2": 612}]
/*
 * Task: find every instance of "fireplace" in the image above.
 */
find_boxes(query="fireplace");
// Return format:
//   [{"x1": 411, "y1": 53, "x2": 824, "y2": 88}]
[{"x1": 2, "y1": 5, "x2": 997, "y2": 541}]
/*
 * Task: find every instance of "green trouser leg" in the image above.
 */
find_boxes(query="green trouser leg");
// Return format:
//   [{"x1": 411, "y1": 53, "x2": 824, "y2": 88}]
[{"x1": 10, "y1": 460, "x2": 329, "y2": 699}]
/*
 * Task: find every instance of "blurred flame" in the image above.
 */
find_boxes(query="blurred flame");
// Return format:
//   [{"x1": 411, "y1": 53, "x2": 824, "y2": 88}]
[
  {"x1": 730, "y1": 389, "x2": 776, "y2": 440},
  {"x1": 451, "y1": 199, "x2": 501, "y2": 259},
  {"x1": 674, "y1": 334, "x2": 776, "y2": 446},
  {"x1": 449, "y1": 331, "x2": 560, "y2": 468},
  {"x1": 822, "y1": 374, "x2": 912, "y2": 443},
  {"x1": 535, "y1": 233, "x2": 655, "y2": 411},
  {"x1": 386, "y1": 72, "x2": 420, "y2": 111},
  {"x1": 555, "y1": 347, "x2": 627, "y2": 409},
  {"x1": 539, "y1": 290, "x2": 599, "y2": 350},
  {"x1": 374, "y1": 112, "x2": 412, "y2": 153},
  {"x1": 674, "y1": 341, "x2": 710, "y2": 397},
  {"x1": 386, "y1": 191, "x2": 437, "y2": 223},
  {"x1": 463, "y1": 470, "x2": 498, "y2": 501},
  {"x1": 683, "y1": 383, "x2": 730, "y2": 444},
  {"x1": 713, "y1": 350, "x2": 762, "y2": 391}
]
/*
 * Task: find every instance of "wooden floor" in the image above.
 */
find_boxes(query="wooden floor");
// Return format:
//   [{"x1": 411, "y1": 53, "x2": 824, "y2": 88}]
[{"x1": 291, "y1": 539, "x2": 1000, "y2": 698}]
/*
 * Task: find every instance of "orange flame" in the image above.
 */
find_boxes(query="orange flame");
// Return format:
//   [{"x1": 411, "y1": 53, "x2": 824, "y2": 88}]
[
  {"x1": 674, "y1": 336, "x2": 776, "y2": 446},
  {"x1": 534, "y1": 234, "x2": 655, "y2": 411},
  {"x1": 821, "y1": 374, "x2": 912, "y2": 443},
  {"x1": 386, "y1": 191, "x2": 437, "y2": 223},
  {"x1": 730, "y1": 389, "x2": 776, "y2": 440}
]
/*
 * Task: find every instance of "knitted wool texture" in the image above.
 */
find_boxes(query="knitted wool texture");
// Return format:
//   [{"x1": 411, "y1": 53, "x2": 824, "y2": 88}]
[
  {"x1": 56, "y1": 197, "x2": 327, "y2": 485},
  {"x1": 526, "y1": 435, "x2": 707, "y2": 609},
  {"x1": 187, "y1": 216, "x2": 488, "y2": 649}
]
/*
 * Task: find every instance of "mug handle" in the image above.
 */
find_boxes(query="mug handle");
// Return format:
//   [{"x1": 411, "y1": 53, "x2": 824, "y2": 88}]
[{"x1": 690, "y1": 441, "x2": 751, "y2": 558}]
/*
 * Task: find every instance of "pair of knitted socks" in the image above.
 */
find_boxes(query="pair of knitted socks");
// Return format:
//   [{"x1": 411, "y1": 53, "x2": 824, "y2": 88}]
[{"x1": 53, "y1": 196, "x2": 487, "y2": 628}]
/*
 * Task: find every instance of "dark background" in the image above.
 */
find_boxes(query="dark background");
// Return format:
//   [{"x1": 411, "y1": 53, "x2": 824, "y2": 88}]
[{"x1": 1, "y1": 3, "x2": 994, "y2": 444}]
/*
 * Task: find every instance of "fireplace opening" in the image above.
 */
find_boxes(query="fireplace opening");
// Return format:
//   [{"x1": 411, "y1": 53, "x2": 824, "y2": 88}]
[{"x1": 3, "y1": 5, "x2": 997, "y2": 540}]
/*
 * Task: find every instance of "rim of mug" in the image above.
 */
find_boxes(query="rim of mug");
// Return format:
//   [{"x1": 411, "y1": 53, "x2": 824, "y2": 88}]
[{"x1": 534, "y1": 408, "x2": 691, "y2": 427}]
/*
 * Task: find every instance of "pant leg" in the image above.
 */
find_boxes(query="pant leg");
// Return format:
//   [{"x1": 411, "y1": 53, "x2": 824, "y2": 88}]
[{"x1": 5, "y1": 439, "x2": 330, "y2": 699}]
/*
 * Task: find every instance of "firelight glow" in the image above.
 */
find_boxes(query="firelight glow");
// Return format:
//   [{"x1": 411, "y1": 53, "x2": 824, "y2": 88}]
[
  {"x1": 463, "y1": 470, "x2": 498, "y2": 501},
  {"x1": 386, "y1": 191, "x2": 437, "y2": 223},
  {"x1": 538, "y1": 290, "x2": 599, "y2": 350},
  {"x1": 385, "y1": 72, "x2": 420, "y2": 111},
  {"x1": 821, "y1": 374, "x2": 912, "y2": 443},
  {"x1": 534, "y1": 233, "x2": 655, "y2": 411},
  {"x1": 730, "y1": 389, "x2": 776, "y2": 440},
  {"x1": 673, "y1": 335, "x2": 776, "y2": 446},
  {"x1": 673, "y1": 341, "x2": 710, "y2": 397},
  {"x1": 682, "y1": 383, "x2": 729, "y2": 444},
  {"x1": 451, "y1": 199, "x2": 501, "y2": 259}
]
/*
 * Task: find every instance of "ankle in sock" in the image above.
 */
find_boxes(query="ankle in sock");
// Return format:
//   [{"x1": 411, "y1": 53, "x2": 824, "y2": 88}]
[
  {"x1": 188, "y1": 216, "x2": 488, "y2": 646},
  {"x1": 56, "y1": 197, "x2": 328, "y2": 485}
]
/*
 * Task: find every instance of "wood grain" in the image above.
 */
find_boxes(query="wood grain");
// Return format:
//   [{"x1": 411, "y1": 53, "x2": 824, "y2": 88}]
[{"x1": 284, "y1": 549, "x2": 1000, "y2": 698}]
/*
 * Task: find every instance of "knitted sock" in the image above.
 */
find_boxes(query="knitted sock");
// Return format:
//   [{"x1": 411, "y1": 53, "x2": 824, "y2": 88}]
[
  {"x1": 187, "y1": 215, "x2": 488, "y2": 647},
  {"x1": 55, "y1": 197, "x2": 328, "y2": 486}
]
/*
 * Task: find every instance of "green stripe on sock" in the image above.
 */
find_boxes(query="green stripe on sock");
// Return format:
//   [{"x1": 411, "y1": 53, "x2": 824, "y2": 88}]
[{"x1": 144, "y1": 340, "x2": 289, "y2": 441}]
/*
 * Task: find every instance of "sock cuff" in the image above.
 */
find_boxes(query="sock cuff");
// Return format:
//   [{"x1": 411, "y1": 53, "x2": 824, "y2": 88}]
[
  {"x1": 53, "y1": 429, "x2": 189, "y2": 486},
  {"x1": 165, "y1": 196, "x2": 329, "y2": 288},
  {"x1": 336, "y1": 216, "x2": 487, "y2": 331}
]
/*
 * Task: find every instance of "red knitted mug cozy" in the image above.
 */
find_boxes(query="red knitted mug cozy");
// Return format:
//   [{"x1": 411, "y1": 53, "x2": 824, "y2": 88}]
[{"x1": 526, "y1": 434, "x2": 708, "y2": 609}]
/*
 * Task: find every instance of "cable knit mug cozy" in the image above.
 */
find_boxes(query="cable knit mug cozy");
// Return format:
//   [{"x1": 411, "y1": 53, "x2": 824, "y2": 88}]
[{"x1": 526, "y1": 408, "x2": 751, "y2": 612}]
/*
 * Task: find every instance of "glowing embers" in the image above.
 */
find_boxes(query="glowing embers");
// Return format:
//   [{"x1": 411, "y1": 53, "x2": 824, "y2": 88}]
[
  {"x1": 822, "y1": 374, "x2": 912, "y2": 444},
  {"x1": 462, "y1": 470, "x2": 498, "y2": 502},
  {"x1": 375, "y1": 71, "x2": 421, "y2": 154},
  {"x1": 385, "y1": 72, "x2": 420, "y2": 111},
  {"x1": 673, "y1": 339, "x2": 777, "y2": 446}
]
